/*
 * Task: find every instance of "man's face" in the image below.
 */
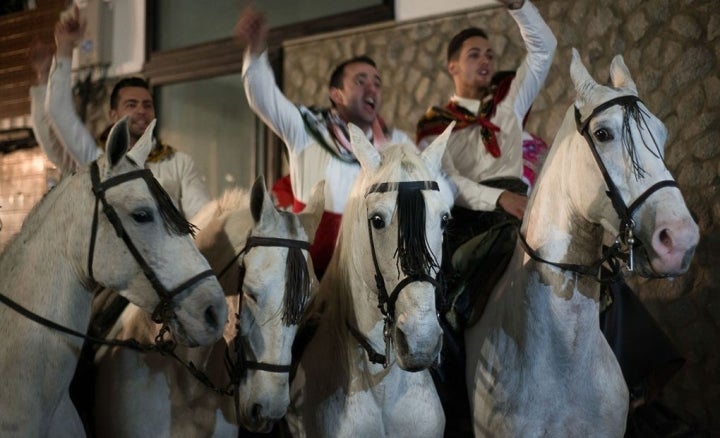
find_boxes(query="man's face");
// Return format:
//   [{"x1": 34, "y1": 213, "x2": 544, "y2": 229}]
[
  {"x1": 109, "y1": 86, "x2": 155, "y2": 143},
  {"x1": 329, "y1": 62, "x2": 382, "y2": 130},
  {"x1": 449, "y1": 36, "x2": 496, "y2": 91}
]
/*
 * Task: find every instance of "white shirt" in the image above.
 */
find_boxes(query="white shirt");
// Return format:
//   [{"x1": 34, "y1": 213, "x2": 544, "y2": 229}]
[
  {"x1": 242, "y1": 51, "x2": 412, "y2": 214},
  {"x1": 421, "y1": 1, "x2": 556, "y2": 211},
  {"x1": 33, "y1": 56, "x2": 210, "y2": 219}
]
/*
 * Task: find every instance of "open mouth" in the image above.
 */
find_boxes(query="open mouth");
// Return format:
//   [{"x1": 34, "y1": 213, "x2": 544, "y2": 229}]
[{"x1": 364, "y1": 97, "x2": 376, "y2": 112}]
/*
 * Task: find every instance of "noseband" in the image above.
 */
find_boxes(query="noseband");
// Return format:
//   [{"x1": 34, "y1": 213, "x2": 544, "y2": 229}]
[
  {"x1": 352, "y1": 180, "x2": 441, "y2": 368},
  {"x1": 87, "y1": 161, "x2": 215, "y2": 327},
  {"x1": 216, "y1": 234, "x2": 311, "y2": 377},
  {"x1": 519, "y1": 96, "x2": 678, "y2": 280}
]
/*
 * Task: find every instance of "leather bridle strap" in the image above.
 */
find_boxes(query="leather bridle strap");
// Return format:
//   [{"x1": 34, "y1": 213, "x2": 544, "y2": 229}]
[
  {"x1": 217, "y1": 234, "x2": 310, "y2": 377},
  {"x1": 357, "y1": 180, "x2": 440, "y2": 367},
  {"x1": 87, "y1": 161, "x2": 215, "y2": 324},
  {"x1": 574, "y1": 96, "x2": 679, "y2": 235}
]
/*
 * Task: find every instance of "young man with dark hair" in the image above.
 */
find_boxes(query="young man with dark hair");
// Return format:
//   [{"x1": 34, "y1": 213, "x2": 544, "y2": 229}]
[
  {"x1": 33, "y1": 5, "x2": 210, "y2": 220},
  {"x1": 234, "y1": 5, "x2": 411, "y2": 277},
  {"x1": 416, "y1": 1, "x2": 556, "y2": 435}
]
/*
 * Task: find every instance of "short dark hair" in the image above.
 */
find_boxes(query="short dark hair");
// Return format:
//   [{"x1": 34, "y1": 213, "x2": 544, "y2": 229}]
[
  {"x1": 447, "y1": 27, "x2": 489, "y2": 62},
  {"x1": 328, "y1": 55, "x2": 377, "y2": 89},
  {"x1": 110, "y1": 76, "x2": 151, "y2": 110}
]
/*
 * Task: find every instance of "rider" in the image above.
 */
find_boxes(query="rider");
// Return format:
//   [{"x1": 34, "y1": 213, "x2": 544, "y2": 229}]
[
  {"x1": 415, "y1": 0, "x2": 556, "y2": 435},
  {"x1": 234, "y1": 4, "x2": 412, "y2": 278},
  {"x1": 31, "y1": 5, "x2": 210, "y2": 220}
]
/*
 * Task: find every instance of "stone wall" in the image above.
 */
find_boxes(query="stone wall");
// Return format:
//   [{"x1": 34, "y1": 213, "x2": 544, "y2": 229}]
[{"x1": 283, "y1": 0, "x2": 720, "y2": 432}]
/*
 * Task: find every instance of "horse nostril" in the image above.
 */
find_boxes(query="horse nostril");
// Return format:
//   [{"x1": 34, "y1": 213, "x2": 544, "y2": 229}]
[
  {"x1": 658, "y1": 228, "x2": 672, "y2": 248},
  {"x1": 204, "y1": 305, "x2": 218, "y2": 329},
  {"x1": 251, "y1": 403, "x2": 263, "y2": 421}
]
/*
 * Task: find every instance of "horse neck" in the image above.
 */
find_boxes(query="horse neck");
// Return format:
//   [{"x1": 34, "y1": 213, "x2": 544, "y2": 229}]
[
  {"x1": 517, "y1": 127, "x2": 606, "y2": 339},
  {"x1": 0, "y1": 174, "x2": 95, "y2": 332}
]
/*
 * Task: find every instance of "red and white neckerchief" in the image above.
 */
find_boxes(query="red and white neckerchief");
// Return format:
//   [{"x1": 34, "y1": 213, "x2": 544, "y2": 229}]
[{"x1": 327, "y1": 112, "x2": 388, "y2": 154}]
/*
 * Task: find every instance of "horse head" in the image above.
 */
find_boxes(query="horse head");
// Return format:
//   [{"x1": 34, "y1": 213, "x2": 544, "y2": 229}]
[
  {"x1": 344, "y1": 123, "x2": 452, "y2": 371},
  {"x1": 91, "y1": 118, "x2": 227, "y2": 347},
  {"x1": 567, "y1": 48, "x2": 699, "y2": 277},
  {"x1": 225, "y1": 176, "x2": 323, "y2": 431}
]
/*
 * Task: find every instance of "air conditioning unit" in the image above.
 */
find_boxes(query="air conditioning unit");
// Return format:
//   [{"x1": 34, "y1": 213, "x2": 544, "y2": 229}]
[{"x1": 77, "y1": 0, "x2": 113, "y2": 69}]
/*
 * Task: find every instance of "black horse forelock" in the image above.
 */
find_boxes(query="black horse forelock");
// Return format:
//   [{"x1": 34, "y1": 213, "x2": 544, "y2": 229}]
[
  {"x1": 394, "y1": 188, "x2": 440, "y2": 278},
  {"x1": 282, "y1": 246, "x2": 311, "y2": 325},
  {"x1": 145, "y1": 176, "x2": 198, "y2": 237},
  {"x1": 621, "y1": 101, "x2": 664, "y2": 181}
]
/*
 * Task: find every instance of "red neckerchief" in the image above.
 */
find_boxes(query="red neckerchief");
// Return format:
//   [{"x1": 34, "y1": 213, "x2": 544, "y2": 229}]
[{"x1": 445, "y1": 101, "x2": 501, "y2": 157}]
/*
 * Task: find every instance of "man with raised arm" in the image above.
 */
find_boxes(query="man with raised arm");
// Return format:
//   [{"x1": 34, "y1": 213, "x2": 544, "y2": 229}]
[
  {"x1": 416, "y1": 1, "x2": 556, "y2": 435},
  {"x1": 34, "y1": 5, "x2": 210, "y2": 219},
  {"x1": 235, "y1": 5, "x2": 412, "y2": 278}
]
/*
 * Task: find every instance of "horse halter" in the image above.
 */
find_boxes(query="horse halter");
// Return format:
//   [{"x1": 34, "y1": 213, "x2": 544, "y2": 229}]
[
  {"x1": 519, "y1": 96, "x2": 678, "y2": 281},
  {"x1": 87, "y1": 161, "x2": 215, "y2": 327},
  {"x1": 216, "y1": 233, "x2": 311, "y2": 378},
  {"x1": 358, "y1": 180, "x2": 441, "y2": 368}
]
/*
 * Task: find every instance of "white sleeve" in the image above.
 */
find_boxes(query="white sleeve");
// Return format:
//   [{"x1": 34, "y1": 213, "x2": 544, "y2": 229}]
[
  {"x1": 45, "y1": 56, "x2": 103, "y2": 165},
  {"x1": 500, "y1": 1, "x2": 557, "y2": 128},
  {"x1": 242, "y1": 50, "x2": 312, "y2": 154},
  {"x1": 30, "y1": 84, "x2": 78, "y2": 174},
  {"x1": 442, "y1": 142, "x2": 505, "y2": 211},
  {"x1": 175, "y1": 153, "x2": 211, "y2": 220}
]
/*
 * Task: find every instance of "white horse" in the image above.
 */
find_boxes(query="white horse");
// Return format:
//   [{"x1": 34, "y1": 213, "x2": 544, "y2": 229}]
[
  {"x1": 287, "y1": 124, "x2": 454, "y2": 437},
  {"x1": 0, "y1": 119, "x2": 227, "y2": 438},
  {"x1": 465, "y1": 49, "x2": 700, "y2": 437},
  {"x1": 94, "y1": 177, "x2": 324, "y2": 437}
]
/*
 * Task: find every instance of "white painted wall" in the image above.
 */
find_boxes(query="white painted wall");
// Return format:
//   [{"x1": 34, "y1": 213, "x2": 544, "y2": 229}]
[
  {"x1": 395, "y1": 0, "x2": 495, "y2": 21},
  {"x1": 72, "y1": 0, "x2": 145, "y2": 77}
]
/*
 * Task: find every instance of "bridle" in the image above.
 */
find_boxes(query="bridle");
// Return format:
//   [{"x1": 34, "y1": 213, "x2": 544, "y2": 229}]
[
  {"x1": 349, "y1": 180, "x2": 442, "y2": 368},
  {"x1": 87, "y1": 161, "x2": 215, "y2": 333},
  {"x1": 215, "y1": 233, "x2": 311, "y2": 423},
  {"x1": 519, "y1": 95, "x2": 679, "y2": 281},
  {"x1": 216, "y1": 233, "x2": 311, "y2": 379}
]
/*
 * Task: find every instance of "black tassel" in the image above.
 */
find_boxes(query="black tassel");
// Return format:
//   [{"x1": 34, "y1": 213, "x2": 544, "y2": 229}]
[
  {"x1": 146, "y1": 175, "x2": 197, "y2": 237},
  {"x1": 283, "y1": 246, "x2": 311, "y2": 325},
  {"x1": 395, "y1": 188, "x2": 439, "y2": 277}
]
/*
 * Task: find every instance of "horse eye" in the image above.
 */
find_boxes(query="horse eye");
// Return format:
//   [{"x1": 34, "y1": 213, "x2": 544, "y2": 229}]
[
  {"x1": 440, "y1": 213, "x2": 449, "y2": 230},
  {"x1": 593, "y1": 128, "x2": 614, "y2": 142},
  {"x1": 131, "y1": 209, "x2": 154, "y2": 223},
  {"x1": 370, "y1": 214, "x2": 385, "y2": 229}
]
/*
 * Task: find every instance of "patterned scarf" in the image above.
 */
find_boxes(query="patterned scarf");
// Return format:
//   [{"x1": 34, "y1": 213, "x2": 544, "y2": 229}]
[
  {"x1": 416, "y1": 100, "x2": 501, "y2": 157},
  {"x1": 299, "y1": 106, "x2": 389, "y2": 163}
]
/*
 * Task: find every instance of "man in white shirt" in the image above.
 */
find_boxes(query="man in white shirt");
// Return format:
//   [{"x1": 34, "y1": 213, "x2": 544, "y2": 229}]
[
  {"x1": 234, "y1": 5, "x2": 412, "y2": 277},
  {"x1": 31, "y1": 5, "x2": 210, "y2": 220},
  {"x1": 416, "y1": 1, "x2": 556, "y2": 435}
]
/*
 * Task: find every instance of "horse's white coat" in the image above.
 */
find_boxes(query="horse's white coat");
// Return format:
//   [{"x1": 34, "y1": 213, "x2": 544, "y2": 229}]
[
  {"x1": 0, "y1": 119, "x2": 226, "y2": 437},
  {"x1": 94, "y1": 177, "x2": 324, "y2": 437},
  {"x1": 465, "y1": 50, "x2": 699, "y2": 437},
  {"x1": 287, "y1": 124, "x2": 454, "y2": 437}
]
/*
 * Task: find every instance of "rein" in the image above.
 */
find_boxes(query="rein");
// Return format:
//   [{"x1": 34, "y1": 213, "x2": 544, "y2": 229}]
[
  {"x1": 88, "y1": 161, "x2": 215, "y2": 326},
  {"x1": 349, "y1": 180, "x2": 441, "y2": 368},
  {"x1": 0, "y1": 159, "x2": 219, "y2": 366},
  {"x1": 519, "y1": 95, "x2": 678, "y2": 281}
]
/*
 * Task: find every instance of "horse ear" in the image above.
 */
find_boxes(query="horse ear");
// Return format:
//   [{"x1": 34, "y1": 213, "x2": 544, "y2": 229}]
[
  {"x1": 348, "y1": 123, "x2": 381, "y2": 171},
  {"x1": 570, "y1": 48, "x2": 599, "y2": 108},
  {"x1": 126, "y1": 119, "x2": 156, "y2": 166},
  {"x1": 105, "y1": 117, "x2": 130, "y2": 167},
  {"x1": 609, "y1": 54, "x2": 638, "y2": 94},
  {"x1": 250, "y1": 175, "x2": 279, "y2": 225},
  {"x1": 298, "y1": 180, "x2": 325, "y2": 243},
  {"x1": 421, "y1": 121, "x2": 453, "y2": 175}
]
